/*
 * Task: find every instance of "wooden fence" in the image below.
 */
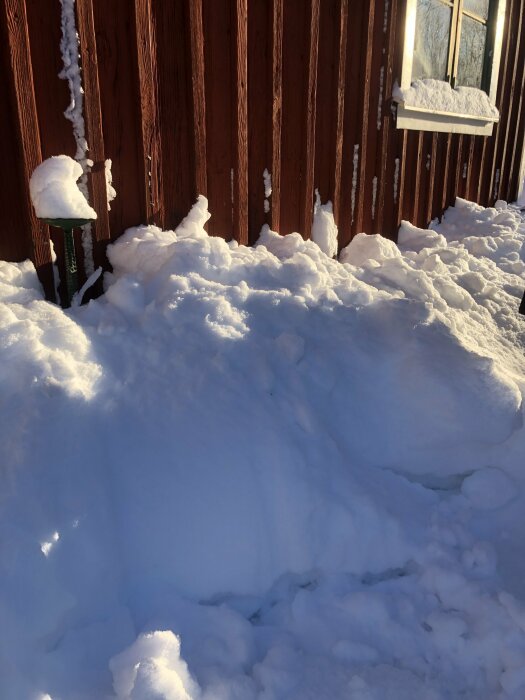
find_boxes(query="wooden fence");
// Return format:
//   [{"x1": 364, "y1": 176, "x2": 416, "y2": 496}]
[{"x1": 1, "y1": 0, "x2": 525, "y2": 302}]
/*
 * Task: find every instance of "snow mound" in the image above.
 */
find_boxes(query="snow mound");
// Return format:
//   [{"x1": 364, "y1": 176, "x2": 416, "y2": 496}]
[
  {"x1": 461, "y1": 467, "x2": 517, "y2": 510},
  {"x1": 30, "y1": 155, "x2": 97, "y2": 220},
  {"x1": 312, "y1": 191, "x2": 338, "y2": 258},
  {"x1": 397, "y1": 220, "x2": 447, "y2": 252},
  {"x1": 1, "y1": 196, "x2": 525, "y2": 699},
  {"x1": 110, "y1": 631, "x2": 199, "y2": 700},
  {"x1": 0, "y1": 263, "x2": 101, "y2": 400},
  {"x1": 340, "y1": 232, "x2": 401, "y2": 266}
]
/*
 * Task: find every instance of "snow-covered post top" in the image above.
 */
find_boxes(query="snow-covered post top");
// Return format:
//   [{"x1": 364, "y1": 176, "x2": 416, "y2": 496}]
[
  {"x1": 30, "y1": 155, "x2": 97, "y2": 308},
  {"x1": 29, "y1": 155, "x2": 98, "y2": 221}
]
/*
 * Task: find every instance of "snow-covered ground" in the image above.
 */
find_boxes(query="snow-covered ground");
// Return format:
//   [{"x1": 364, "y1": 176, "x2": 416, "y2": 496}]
[{"x1": 1, "y1": 197, "x2": 525, "y2": 700}]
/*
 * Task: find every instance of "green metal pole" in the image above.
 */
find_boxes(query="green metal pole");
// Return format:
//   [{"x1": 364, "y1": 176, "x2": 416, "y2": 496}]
[
  {"x1": 41, "y1": 218, "x2": 94, "y2": 308},
  {"x1": 63, "y1": 228, "x2": 78, "y2": 308}
]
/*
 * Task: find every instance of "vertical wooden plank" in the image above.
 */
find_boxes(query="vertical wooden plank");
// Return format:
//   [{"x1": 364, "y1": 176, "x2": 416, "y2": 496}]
[
  {"x1": 375, "y1": 122, "x2": 391, "y2": 235},
  {"x1": 280, "y1": 0, "x2": 319, "y2": 238},
  {"x1": 313, "y1": 0, "x2": 347, "y2": 222},
  {"x1": 394, "y1": 130, "x2": 408, "y2": 229},
  {"x1": 425, "y1": 132, "x2": 438, "y2": 224},
  {"x1": 93, "y1": 0, "x2": 146, "y2": 237},
  {"x1": 485, "y1": 0, "x2": 515, "y2": 204},
  {"x1": 505, "y1": 0, "x2": 525, "y2": 201},
  {"x1": 301, "y1": 0, "x2": 320, "y2": 238},
  {"x1": 25, "y1": 0, "x2": 74, "y2": 299},
  {"x1": 247, "y1": 0, "x2": 271, "y2": 242},
  {"x1": 153, "y1": 1, "x2": 194, "y2": 230},
  {"x1": 0, "y1": 9, "x2": 34, "y2": 264},
  {"x1": 354, "y1": 1, "x2": 375, "y2": 234},
  {"x1": 400, "y1": 133, "x2": 415, "y2": 224},
  {"x1": 232, "y1": 0, "x2": 248, "y2": 245},
  {"x1": 440, "y1": 134, "x2": 453, "y2": 212},
  {"x1": 444, "y1": 134, "x2": 461, "y2": 210},
  {"x1": 432, "y1": 133, "x2": 446, "y2": 218},
  {"x1": 506, "y1": 61, "x2": 525, "y2": 200},
  {"x1": 499, "y1": 0, "x2": 525, "y2": 200},
  {"x1": 338, "y1": 0, "x2": 365, "y2": 247},
  {"x1": 188, "y1": 0, "x2": 207, "y2": 198},
  {"x1": 2, "y1": 0, "x2": 54, "y2": 299},
  {"x1": 375, "y1": 0, "x2": 400, "y2": 238},
  {"x1": 453, "y1": 134, "x2": 464, "y2": 204},
  {"x1": 25, "y1": 0, "x2": 76, "y2": 160},
  {"x1": 420, "y1": 132, "x2": 433, "y2": 227},
  {"x1": 280, "y1": 0, "x2": 308, "y2": 235},
  {"x1": 202, "y1": 0, "x2": 233, "y2": 238},
  {"x1": 134, "y1": 0, "x2": 163, "y2": 226},
  {"x1": 363, "y1": 0, "x2": 388, "y2": 235},
  {"x1": 333, "y1": 0, "x2": 348, "y2": 224},
  {"x1": 476, "y1": 137, "x2": 488, "y2": 204},
  {"x1": 392, "y1": 0, "x2": 408, "y2": 236},
  {"x1": 402, "y1": 131, "x2": 421, "y2": 223},
  {"x1": 507, "y1": 81, "x2": 525, "y2": 197},
  {"x1": 463, "y1": 135, "x2": 475, "y2": 201},
  {"x1": 271, "y1": 0, "x2": 283, "y2": 233},
  {"x1": 76, "y1": 0, "x2": 110, "y2": 262}
]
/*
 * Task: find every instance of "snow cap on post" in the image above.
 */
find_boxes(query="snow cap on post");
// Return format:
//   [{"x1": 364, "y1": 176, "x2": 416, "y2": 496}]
[{"x1": 29, "y1": 155, "x2": 97, "y2": 221}]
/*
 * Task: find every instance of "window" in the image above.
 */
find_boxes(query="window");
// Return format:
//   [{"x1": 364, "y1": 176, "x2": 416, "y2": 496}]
[{"x1": 395, "y1": 0, "x2": 507, "y2": 135}]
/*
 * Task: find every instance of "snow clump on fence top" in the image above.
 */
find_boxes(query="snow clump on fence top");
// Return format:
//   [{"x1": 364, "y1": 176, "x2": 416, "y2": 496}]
[{"x1": 29, "y1": 154, "x2": 97, "y2": 220}]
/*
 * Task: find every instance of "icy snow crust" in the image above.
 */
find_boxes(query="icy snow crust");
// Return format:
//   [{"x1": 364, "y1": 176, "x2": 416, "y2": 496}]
[
  {"x1": 393, "y1": 79, "x2": 500, "y2": 119},
  {"x1": 1, "y1": 197, "x2": 525, "y2": 699}
]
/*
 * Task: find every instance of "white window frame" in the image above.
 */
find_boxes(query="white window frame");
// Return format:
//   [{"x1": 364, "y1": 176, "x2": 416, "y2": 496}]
[{"x1": 396, "y1": 0, "x2": 507, "y2": 135}]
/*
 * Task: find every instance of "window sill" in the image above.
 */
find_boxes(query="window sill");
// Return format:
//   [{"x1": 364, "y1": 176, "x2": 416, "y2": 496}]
[{"x1": 395, "y1": 103, "x2": 499, "y2": 136}]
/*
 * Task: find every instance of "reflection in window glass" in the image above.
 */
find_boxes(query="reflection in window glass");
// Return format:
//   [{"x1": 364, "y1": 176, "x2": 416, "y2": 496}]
[
  {"x1": 457, "y1": 16, "x2": 487, "y2": 88},
  {"x1": 412, "y1": 0, "x2": 452, "y2": 82},
  {"x1": 463, "y1": 0, "x2": 490, "y2": 20}
]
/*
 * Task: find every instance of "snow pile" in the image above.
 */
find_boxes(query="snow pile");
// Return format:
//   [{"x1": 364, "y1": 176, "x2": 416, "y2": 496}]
[
  {"x1": 430, "y1": 197, "x2": 525, "y2": 276},
  {"x1": 340, "y1": 231, "x2": 401, "y2": 266},
  {"x1": 311, "y1": 190, "x2": 338, "y2": 257},
  {"x1": 393, "y1": 79, "x2": 499, "y2": 119},
  {"x1": 29, "y1": 155, "x2": 97, "y2": 220},
  {"x1": 110, "y1": 631, "x2": 198, "y2": 700},
  {"x1": 1, "y1": 197, "x2": 525, "y2": 699}
]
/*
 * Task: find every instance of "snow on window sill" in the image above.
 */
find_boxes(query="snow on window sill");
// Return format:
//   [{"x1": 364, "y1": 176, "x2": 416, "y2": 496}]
[
  {"x1": 392, "y1": 79, "x2": 499, "y2": 136},
  {"x1": 395, "y1": 103, "x2": 499, "y2": 136}
]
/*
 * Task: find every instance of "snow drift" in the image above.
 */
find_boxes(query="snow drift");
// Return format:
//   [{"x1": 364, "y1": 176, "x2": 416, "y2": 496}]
[{"x1": 1, "y1": 197, "x2": 525, "y2": 699}]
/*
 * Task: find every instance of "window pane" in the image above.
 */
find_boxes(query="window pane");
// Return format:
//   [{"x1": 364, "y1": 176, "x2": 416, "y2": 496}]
[
  {"x1": 457, "y1": 16, "x2": 488, "y2": 88},
  {"x1": 412, "y1": 0, "x2": 452, "y2": 82},
  {"x1": 463, "y1": 0, "x2": 490, "y2": 20}
]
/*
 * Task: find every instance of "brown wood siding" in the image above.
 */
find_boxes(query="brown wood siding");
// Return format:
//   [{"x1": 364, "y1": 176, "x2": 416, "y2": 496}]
[{"x1": 1, "y1": 0, "x2": 525, "y2": 300}]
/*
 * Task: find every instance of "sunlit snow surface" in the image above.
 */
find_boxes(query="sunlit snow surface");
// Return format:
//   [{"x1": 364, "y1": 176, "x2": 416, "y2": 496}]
[{"x1": 1, "y1": 197, "x2": 525, "y2": 699}]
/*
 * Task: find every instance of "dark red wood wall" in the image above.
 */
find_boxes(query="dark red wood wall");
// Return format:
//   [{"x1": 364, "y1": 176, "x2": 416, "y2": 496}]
[{"x1": 1, "y1": 0, "x2": 524, "y2": 301}]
